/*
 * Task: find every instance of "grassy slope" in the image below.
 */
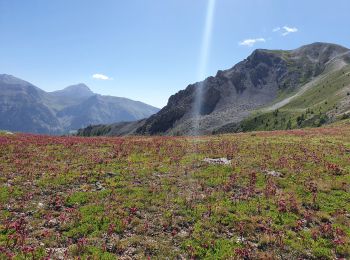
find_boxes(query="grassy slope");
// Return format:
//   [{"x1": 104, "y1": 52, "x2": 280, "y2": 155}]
[
  {"x1": 0, "y1": 123, "x2": 349, "y2": 259},
  {"x1": 237, "y1": 65, "x2": 350, "y2": 132}
]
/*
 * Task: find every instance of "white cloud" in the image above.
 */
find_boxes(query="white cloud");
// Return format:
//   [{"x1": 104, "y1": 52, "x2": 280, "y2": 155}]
[
  {"x1": 239, "y1": 38, "x2": 266, "y2": 47},
  {"x1": 92, "y1": 73, "x2": 112, "y2": 80},
  {"x1": 272, "y1": 27, "x2": 281, "y2": 32},
  {"x1": 281, "y1": 26, "x2": 298, "y2": 36}
]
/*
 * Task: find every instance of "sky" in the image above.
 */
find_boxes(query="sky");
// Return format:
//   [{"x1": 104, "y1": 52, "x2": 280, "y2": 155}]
[{"x1": 0, "y1": 0, "x2": 349, "y2": 108}]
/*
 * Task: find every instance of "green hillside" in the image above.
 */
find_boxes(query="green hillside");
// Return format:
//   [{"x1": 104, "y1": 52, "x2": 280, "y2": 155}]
[{"x1": 225, "y1": 64, "x2": 350, "y2": 133}]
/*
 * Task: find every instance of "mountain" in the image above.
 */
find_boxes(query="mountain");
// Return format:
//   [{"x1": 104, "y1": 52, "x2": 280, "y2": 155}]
[
  {"x1": 77, "y1": 42, "x2": 350, "y2": 136},
  {"x1": 51, "y1": 83, "x2": 95, "y2": 99},
  {"x1": 0, "y1": 75, "x2": 159, "y2": 134},
  {"x1": 0, "y1": 75, "x2": 62, "y2": 133},
  {"x1": 56, "y1": 95, "x2": 159, "y2": 130}
]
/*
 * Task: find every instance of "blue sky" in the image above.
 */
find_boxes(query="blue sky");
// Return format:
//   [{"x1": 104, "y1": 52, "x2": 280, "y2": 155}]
[{"x1": 0, "y1": 0, "x2": 349, "y2": 108}]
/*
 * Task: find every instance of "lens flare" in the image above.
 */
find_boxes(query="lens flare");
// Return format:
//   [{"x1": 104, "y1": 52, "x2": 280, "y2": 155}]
[{"x1": 193, "y1": 0, "x2": 216, "y2": 135}]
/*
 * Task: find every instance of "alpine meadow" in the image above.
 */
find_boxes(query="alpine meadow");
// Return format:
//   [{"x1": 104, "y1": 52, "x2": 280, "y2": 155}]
[{"x1": 0, "y1": 1, "x2": 349, "y2": 259}]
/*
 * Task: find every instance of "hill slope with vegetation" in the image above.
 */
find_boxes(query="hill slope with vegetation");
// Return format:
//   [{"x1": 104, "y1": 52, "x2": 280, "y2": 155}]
[{"x1": 216, "y1": 63, "x2": 350, "y2": 133}]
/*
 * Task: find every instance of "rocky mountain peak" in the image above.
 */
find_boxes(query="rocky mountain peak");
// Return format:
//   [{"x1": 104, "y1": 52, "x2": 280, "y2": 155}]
[
  {"x1": 51, "y1": 83, "x2": 95, "y2": 99},
  {"x1": 292, "y1": 42, "x2": 349, "y2": 62},
  {"x1": 64, "y1": 83, "x2": 92, "y2": 92}
]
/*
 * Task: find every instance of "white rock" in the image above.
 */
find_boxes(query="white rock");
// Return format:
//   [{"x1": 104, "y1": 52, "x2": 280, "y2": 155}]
[
  {"x1": 236, "y1": 237, "x2": 245, "y2": 243},
  {"x1": 264, "y1": 170, "x2": 282, "y2": 177},
  {"x1": 203, "y1": 157, "x2": 231, "y2": 165},
  {"x1": 45, "y1": 248, "x2": 67, "y2": 260}
]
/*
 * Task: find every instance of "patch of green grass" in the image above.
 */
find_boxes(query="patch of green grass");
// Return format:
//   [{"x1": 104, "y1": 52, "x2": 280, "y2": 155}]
[
  {"x1": 64, "y1": 204, "x2": 112, "y2": 239},
  {"x1": 0, "y1": 186, "x2": 22, "y2": 204},
  {"x1": 66, "y1": 192, "x2": 91, "y2": 206}
]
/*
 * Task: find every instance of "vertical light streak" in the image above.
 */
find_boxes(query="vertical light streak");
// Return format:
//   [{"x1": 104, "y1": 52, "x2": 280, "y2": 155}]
[{"x1": 193, "y1": 0, "x2": 216, "y2": 135}]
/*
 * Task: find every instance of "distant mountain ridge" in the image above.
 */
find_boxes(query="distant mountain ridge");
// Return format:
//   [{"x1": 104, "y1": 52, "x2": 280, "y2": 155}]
[
  {"x1": 78, "y1": 42, "x2": 350, "y2": 136},
  {"x1": 0, "y1": 75, "x2": 159, "y2": 134}
]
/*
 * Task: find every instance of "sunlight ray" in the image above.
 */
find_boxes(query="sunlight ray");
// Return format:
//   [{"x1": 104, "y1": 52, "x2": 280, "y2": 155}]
[{"x1": 193, "y1": 0, "x2": 216, "y2": 135}]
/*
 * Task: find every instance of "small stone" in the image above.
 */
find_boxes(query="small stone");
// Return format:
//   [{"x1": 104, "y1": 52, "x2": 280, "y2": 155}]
[
  {"x1": 236, "y1": 237, "x2": 245, "y2": 243},
  {"x1": 95, "y1": 182, "x2": 104, "y2": 190},
  {"x1": 45, "y1": 248, "x2": 67, "y2": 260},
  {"x1": 105, "y1": 243, "x2": 116, "y2": 253},
  {"x1": 107, "y1": 172, "x2": 118, "y2": 177},
  {"x1": 203, "y1": 157, "x2": 231, "y2": 165},
  {"x1": 247, "y1": 241, "x2": 258, "y2": 248},
  {"x1": 264, "y1": 170, "x2": 283, "y2": 177},
  {"x1": 46, "y1": 218, "x2": 59, "y2": 228},
  {"x1": 178, "y1": 230, "x2": 189, "y2": 238}
]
